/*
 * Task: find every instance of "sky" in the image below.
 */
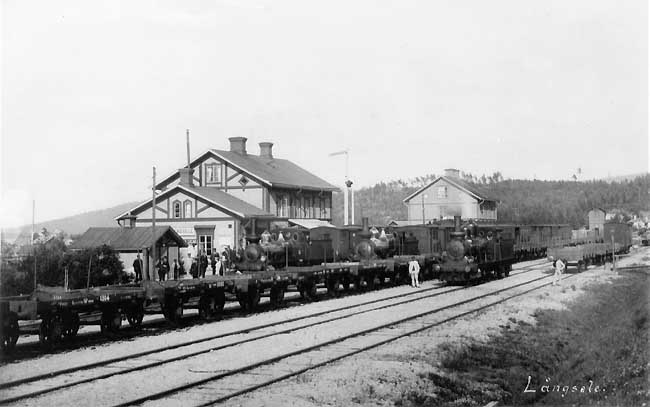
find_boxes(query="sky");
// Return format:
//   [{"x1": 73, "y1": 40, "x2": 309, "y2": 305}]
[{"x1": 1, "y1": 0, "x2": 648, "y2": 228}]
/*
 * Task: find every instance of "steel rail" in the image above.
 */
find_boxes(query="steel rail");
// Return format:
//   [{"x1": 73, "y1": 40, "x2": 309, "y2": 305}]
[
  {"x1": 1, "y1": 260, "x2": 547, "y2": 389},
  {"x1": 0, "y1": 266, "x2": 546, "y2": 404},
  {"x1": 195, "y1": 273, "x2": 579, "y2": 407},
  {"x1": 112, "y1": 270, "x2": 558, "y2": 407}
]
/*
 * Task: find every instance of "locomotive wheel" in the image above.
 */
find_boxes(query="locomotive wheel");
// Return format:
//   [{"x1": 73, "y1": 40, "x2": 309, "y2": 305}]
[
  {"x1": 341, "y1": 279, "x2": 351, "y2": 292},
  {"x1": 63, "y1": 313, "x2": 80, "y2": 338},
  {"x1": 270, "y1": 285, "x2": 285, "y2": 308},
  {"x1": 126, "y1": 307, "x2": 145, "y2": 328},
  {"x1": 101, "y1": 310, "x2": 122, "y2": 333},
  {"x1": 248, "y1": 288, "x2": 261, "y2": 310},
  {"x1": 239, "y1": 288, "x2": 261, "y2": 311},
  {"x1": 39, "y1": 315, "x2": 63, "y2": 348},
  {"x1": 237, "y1": 293, "x2": 249, "y2": 310},
  {"x1": 199, "y1": 297, "x2": 216, "y2": 320},
  {"x1": 214, "y1": 291, "x2": 226, "y2": 315},
  {"x1": 166, "y1": 302, "x2": 184, "y2": 325},
  {"x1": 358, "y1": 275, "x2": 375, "y2": 292},
  {"x1": 326, "y1": 277, "x2": 341, "y2": 298},
  {"x1": 1, "y1": 314, "x2": 19, "y2": 352},
  {"x1": 299, "y1": 282, "x2": 318, "y2": 301},
  {"x1": 307, "y1": 283, "x2": 318, "y2": 301}
]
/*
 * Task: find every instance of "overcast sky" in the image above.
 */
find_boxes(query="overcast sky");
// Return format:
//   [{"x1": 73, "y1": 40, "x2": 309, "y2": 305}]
[{"x1": 1, "y1": 0, "x2": 648, "y2": 227}]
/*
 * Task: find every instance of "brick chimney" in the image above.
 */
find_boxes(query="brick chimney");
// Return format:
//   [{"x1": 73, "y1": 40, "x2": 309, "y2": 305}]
[
  {"x1": 229, "y1": 137, "x2": 247, "y2": 155},
  {"x1": 259, "y1": 142, "x2": 273, "y2": 159},
  {"x1": 444, "y1": 168, "x2": 460, "y2": 179},
  {"x1": 179, "y1": 167, "x2": 194, "y2": 187}
]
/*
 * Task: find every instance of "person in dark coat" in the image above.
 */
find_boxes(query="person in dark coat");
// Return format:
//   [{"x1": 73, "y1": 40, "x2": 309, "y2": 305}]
[
  {"x1": 199, "y1": 252, "x2": 209, "y2": 278},
  {"x1": 158, "y1": 256, "x2": 169, "y2": 281},
  {"x1": 190, "y1": 258, "x2": 199, "y2": 279},
  {"x1": 172, "y1": 259, "x2": 180, "y2": 280},
  {"x1": 210, "y1": 251, "x2": 217, "y2": 275},
  {"x1": 133, "y1": 254, "x2": 143, "y2": 282}
]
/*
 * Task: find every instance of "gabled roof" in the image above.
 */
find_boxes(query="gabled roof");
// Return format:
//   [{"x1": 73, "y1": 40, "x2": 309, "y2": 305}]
[
  {"x1": 115, "y1": 184, "x2": 273, "y2": 221},
  {"x1": 156, "y1": 149, "x2": 340, "y2": 192},
  {"x1": 69, "y1": 226, "x2": 187, "y2": 251},
  {"x1": 403, "y1": 176, "x2": 500, "y2": 203}
]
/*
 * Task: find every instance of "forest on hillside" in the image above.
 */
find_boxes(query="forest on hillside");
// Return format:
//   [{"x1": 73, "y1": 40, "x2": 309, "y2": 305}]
[{"x1": 331, "y1": 173, "x2": 650, "y2": 228}]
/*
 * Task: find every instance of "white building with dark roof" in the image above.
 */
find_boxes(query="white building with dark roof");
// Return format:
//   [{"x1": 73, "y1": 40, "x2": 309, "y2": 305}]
[
  {"x1": 403, "y1": 168, "x2": 499, "y2": 224},
  {"x1": 116, "y1": 137, "x2": 339, "y2": 264}
]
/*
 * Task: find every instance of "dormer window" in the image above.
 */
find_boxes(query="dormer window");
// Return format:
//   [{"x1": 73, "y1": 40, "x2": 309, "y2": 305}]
[
  {"x1": 205, "y1": 163, "x2": 222, "y2": 185},
  {"x1": 173, "y1": 201, "x2": 181, "y2": 218}
]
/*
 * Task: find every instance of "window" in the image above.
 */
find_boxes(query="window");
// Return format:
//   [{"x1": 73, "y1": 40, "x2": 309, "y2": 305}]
[
  {"x1": 198, "y1": 234, "x2": 213, "y2": 256},
  {"x1": 437, "y1": 186, "x2": 448, "y2": 199},
  {"x1": 205, "y1": 163, "x2": 221, "y2": 185},
  {"x1": 278, "y1": 195, "x2": 289, "y2": 217},
  {"x1": 173, "y1": 201, "x2": 181, "y2": 218},
  {"x1": 184, "y1": 200, "x2": 193, "y2": 218}
]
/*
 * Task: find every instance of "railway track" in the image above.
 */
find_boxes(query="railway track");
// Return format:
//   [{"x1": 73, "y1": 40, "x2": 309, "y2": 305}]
[
  {"x1": 136, "y1": 271, "x2": 573, "y2": 407},
  {"x1": 0, "y1": 261, "x2": 552, "y2": 406}
]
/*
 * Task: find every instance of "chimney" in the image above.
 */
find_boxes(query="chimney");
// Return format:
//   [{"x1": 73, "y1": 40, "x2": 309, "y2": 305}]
[
  {"x1": 229, "y1": 137, "x2": 247, "y2": 155},
  {"x1": 444, "y1": 168, "x2": 460, "y2": 179},
  {"x1": 179, "y1": 167, "x2": 194, "y2": 187},
  {"x1": 259, "y1": 142, "x2": 274, "y2": 159}
]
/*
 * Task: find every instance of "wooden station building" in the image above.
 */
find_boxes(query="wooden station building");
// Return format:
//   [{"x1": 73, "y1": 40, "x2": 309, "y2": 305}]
[{"x1": 114, "y1": 137, "x2": 339, "y2": 278}]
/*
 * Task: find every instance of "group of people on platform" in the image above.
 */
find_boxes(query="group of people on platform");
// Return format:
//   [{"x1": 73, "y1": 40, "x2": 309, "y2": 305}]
[{"x1": 131, "y1": 249, "x2": 231, "y2": 282}]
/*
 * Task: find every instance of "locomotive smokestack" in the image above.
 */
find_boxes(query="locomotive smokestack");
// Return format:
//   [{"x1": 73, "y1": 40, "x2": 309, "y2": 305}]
[
  {"x1": 454, "y1": 215, "x2": 461, "y2": 232},
  {"x1": 362, "y1": 217, "x2": 369, "y2": 230}
]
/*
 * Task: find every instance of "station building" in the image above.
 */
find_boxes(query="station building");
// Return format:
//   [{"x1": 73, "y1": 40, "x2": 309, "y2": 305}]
[
  {"x1": 114, "y1": 137, "x2": 339, "y2": 274},
  {"x1": 402, "y1": 169, "x2": 499, "y2": 224}
]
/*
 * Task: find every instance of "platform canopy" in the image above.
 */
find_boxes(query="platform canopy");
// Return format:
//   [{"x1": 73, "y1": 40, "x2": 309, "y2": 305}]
[
  {"x1": 288, "y1": 219, "x2": 336, "y2": 229},
  {"x1": 70, "y1": 226, "x2": 187, "y2": 252}
]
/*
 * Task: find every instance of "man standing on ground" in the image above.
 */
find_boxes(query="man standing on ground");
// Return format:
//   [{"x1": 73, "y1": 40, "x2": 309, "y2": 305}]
[
  {"x1": 408, "y1": 256, "x2": 420, "y2": 288},
  {"x1": 133, "y1": 254, "x2": 143, "y2": 282},
  {"x1": 553, "y1": 258, "x2": 565, "y2": 285}
]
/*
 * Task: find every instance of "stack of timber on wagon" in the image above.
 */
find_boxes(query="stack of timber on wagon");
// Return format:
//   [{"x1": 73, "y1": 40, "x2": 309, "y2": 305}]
[{"x1": 546, "y1": 222, "x2": 633, "y2": 271}]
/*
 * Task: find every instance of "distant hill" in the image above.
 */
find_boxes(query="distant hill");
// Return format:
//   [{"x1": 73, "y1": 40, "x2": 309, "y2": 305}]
[
  {"x1": 3, "y1": 171, "x2": 648, "y2": 245},
  {"x1": 3, "y1": 201, "x2": 139, "y2": 244},
  {"x1": 332, "y1": 173, "x2": 650, "y2": 228},
  {"x1": 600, "y1": 172, "x2": 649, "y2": 183}
]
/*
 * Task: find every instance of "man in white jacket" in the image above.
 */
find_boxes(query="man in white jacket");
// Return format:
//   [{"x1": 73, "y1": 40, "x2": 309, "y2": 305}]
[{"x1": 408, "y1": 257, "x2": 421, "y2": 288}]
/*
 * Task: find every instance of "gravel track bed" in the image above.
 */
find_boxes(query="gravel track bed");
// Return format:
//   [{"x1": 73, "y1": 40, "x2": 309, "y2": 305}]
[
  {"x1": 222, "y1": 251, "x2": 648, "y2": 407},
  {"x1": 144, "y1": 272, "x2": 558, "y2": 406},
  {"x1": 0, "y1": 259, "x2": 547, "y2": 386},
  {"x1": 0, "y1": 261, "x2": 551, "y2": 407}
]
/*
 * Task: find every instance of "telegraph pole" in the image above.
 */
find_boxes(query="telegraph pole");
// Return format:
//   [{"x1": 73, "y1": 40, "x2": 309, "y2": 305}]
[
  {"x1": 32, "y1": 200, "x2": 36, "y2": 291},
  {"x1": 151, "y1": 166, "x2": 156, "y2": 281}
]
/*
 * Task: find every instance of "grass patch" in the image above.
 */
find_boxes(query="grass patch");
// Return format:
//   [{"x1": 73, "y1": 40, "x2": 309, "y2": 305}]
[{"x1": 398, "y1": 273, "x2": 649, "y2": 406}]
